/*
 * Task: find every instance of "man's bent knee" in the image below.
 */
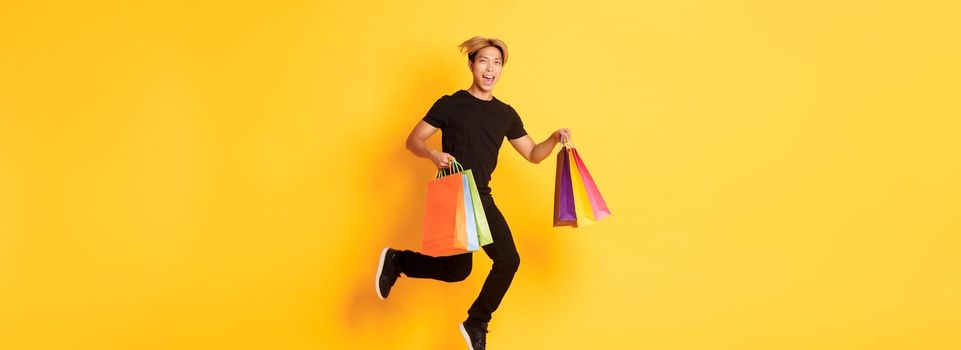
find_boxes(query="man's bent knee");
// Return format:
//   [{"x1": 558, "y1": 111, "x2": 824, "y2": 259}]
[{"x1": 493, "y1": 254, "x2": 520, "y2": 274}]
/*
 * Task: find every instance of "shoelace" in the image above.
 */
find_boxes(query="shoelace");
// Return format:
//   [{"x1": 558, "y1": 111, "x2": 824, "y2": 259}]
[{"x1": 470, "y1": 328, "x2": 488, "y2": 345}]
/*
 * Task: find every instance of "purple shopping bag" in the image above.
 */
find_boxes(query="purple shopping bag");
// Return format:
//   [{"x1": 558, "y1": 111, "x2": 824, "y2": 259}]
[{"x1": 553, "y1": 145, "x2": 577, "y2": 227}]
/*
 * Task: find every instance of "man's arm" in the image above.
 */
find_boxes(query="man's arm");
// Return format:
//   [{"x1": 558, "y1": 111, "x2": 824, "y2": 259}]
[
  {"x1": 509, "y1": 128, "x2": 571, "y2": 164},
  {"x1": 406, "y1": 120, "x2": 455, "y2": 168}
]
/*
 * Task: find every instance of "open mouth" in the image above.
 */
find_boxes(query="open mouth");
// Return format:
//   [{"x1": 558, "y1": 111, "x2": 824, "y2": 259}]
[{"x1": 482, "y1": 74, "x2": 495, "y2": 84}]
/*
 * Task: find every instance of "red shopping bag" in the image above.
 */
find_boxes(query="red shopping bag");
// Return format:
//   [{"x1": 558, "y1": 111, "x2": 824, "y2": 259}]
[{"x1": 570, "y1": 147, "x2": 611, "y2": 221}]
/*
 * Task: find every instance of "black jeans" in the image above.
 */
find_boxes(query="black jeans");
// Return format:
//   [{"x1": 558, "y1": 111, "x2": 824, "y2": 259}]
[{"x1": 396, "y1": 194, "x2": 520, "y2": 325}]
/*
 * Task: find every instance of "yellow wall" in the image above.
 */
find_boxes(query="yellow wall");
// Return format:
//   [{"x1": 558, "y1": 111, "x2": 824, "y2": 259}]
[{"x1": 2, "y1": 1, "x2": 959, "y2": 349}]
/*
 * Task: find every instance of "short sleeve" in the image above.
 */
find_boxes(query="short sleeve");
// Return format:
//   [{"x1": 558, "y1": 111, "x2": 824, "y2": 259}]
[
  {"x1": 506, "y1": 105, "x2": 528, "y2": 140},
  {"x1": 422, "y1": 96, "x2": 449, "y2": 129}
]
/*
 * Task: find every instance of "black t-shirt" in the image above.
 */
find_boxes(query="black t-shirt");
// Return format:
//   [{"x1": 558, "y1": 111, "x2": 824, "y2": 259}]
[{"x1": 422, "y1": 90, "x2": 528, "y2": 195}]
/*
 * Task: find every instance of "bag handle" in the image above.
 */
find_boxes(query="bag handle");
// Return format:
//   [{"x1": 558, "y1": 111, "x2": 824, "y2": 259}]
[{"x1": 435, "y1": 159, "x2": 465, "y2": 179}]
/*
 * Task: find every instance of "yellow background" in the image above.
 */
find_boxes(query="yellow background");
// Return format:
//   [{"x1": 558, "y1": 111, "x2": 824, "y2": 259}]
[{"x1": 2, "y1": 1, "x2": 959, "y2": 349}]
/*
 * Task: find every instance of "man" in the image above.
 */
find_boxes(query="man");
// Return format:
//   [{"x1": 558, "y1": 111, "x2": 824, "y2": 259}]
[{"x1": 376, "y1": 36, "x2": 571, "y2": 350}]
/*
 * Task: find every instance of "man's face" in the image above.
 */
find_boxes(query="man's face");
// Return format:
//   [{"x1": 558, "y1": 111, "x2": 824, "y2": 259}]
[{"x1": 469, "y1": 46, "x2": 503, "y2": 92}]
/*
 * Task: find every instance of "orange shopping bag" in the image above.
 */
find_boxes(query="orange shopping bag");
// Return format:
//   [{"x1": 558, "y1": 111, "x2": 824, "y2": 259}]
[{"x1": 422, "y1": 165, "x2": 469, "y2": 257}]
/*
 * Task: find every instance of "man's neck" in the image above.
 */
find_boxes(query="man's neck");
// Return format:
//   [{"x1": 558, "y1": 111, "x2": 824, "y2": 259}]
[{"x1": 466, "y1": 85, "x2": 493, "y2": 101}]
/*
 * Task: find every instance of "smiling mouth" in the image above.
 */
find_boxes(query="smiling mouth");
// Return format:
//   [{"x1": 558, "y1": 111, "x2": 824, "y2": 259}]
[{"x1": 482, "y1": 74, "x2": 495, "y2": 84}]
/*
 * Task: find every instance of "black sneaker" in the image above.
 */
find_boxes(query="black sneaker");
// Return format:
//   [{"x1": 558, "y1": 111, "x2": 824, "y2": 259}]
[
  {"x1": 375, "y1": 248, "x2": 401, "y2": 300},
  {"x1": 459, "y1": 322, "x2": 488, "y2": 350}
]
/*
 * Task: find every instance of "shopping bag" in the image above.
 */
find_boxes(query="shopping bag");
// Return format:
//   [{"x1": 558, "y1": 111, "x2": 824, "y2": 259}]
[
  {"x1": 570, "y1": 147, "x2": 611, "y2": 221},
  {"x1": 553, "y1": 145, "x2": 577, "y2": 227},
  {"x1": 422, "y1": 167, "x2": 468, "y2": 257},
  {"x1": 567, "y1": 146, "x2": 596, "y2": 226},
  {"x1": 464, "y1": 169, "x2": 493, "y2": 246},
  {"x1": 462, "y1": 174, "x2": 480, "y2": 251}
]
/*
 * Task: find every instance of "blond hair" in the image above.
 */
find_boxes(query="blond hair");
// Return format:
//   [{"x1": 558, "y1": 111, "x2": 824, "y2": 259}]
[{"x1": 458, "y1": 36, "x2": 508, "y2": 65}]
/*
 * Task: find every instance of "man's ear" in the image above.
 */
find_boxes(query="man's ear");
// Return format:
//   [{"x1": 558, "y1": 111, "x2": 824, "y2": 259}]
[{"x1": 467, "y1": 60, "x2": 473, "y2": 70}]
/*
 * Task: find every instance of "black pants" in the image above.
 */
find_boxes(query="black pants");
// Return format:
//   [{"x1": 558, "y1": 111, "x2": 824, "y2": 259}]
[{"x1": 396, "y1": 194, "x2": 520, "y2": 325}]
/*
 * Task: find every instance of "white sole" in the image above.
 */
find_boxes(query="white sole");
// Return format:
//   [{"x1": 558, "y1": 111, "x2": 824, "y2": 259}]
[
  {"x1": 459, "y1": 323, "x2": 474, "y2": 350},
  {"x1": 375, "y1": 247, "x2": 388, "y2": 300}
]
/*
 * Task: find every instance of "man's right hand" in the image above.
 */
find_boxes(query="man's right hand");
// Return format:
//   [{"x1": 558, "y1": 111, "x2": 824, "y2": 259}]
[{"x1": 430, "y1": 150, "x2": 456, "y2": 169}]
